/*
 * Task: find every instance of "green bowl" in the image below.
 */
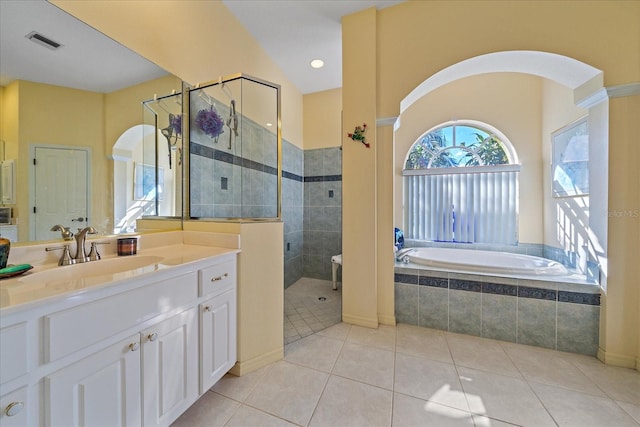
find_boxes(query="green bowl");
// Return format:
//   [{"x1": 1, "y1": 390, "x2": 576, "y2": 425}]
[{"x1": 0, "y1": 238, "x2": 10, "y2": 269}]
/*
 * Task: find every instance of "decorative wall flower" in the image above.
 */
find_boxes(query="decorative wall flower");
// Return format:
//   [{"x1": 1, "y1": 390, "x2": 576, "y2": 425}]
[
  {"x1": 195, "y1": 107, "x2": 225, "y2": 141},
  {"x1": 348, "y1": 123, "x2": 369, "y2": 148},
  {"x1": 169, "y1": 113, "x2": 182, "y2": 136}
]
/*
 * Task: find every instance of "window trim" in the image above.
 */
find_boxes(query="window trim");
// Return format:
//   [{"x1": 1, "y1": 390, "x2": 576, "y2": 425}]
[{"x1": 403, "y1": 163, "x2": 521, "y2": 176}]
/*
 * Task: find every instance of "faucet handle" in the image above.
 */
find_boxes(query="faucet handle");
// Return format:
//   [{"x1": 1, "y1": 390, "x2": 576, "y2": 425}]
[
  {"x1": 88, "y1": 241, "x2": 110, "y2": 261},
  {"x1": 45, "y1": 245, "x2": 74, "y2": 266}
]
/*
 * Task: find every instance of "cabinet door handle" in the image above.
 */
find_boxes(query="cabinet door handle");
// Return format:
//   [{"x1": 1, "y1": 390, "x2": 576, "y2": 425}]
[
  {"x1": 211, "y1": 273, "x2": 229, "y2": 282},
  {"x1": 204, "y1": 305, "x2": 211, "y2": 312},
  {"x1": 129, "y1": 342, "x2": 139, "y2": 352},
  {"x1": 5, "y1": 401, "x2": 24, "y2": 417},
  {"x1": 147, "y1": 332, "x2": 158, "y2": 342}
]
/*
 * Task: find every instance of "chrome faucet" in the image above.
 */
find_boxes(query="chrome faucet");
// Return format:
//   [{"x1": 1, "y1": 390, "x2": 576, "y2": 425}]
[
  {"x1": 50, "y1": 224, "x2": 74, "y2": 241},
  {"x1": 73, "y1": 226, "x2": 97, "y2": 263}
]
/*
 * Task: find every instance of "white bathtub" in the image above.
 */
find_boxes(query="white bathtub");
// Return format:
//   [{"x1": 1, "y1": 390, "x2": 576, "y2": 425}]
[{"x1": 402, "y1": 247, "x2": 569, "y2": 276}]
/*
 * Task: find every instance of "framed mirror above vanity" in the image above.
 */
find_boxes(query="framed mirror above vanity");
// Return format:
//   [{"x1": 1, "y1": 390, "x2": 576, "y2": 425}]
[{"x1": 0, "y1": 0, "x2": 183, "y2": 244}]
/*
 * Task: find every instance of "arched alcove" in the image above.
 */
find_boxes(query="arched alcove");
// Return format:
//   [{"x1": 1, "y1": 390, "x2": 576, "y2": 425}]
[
  {"x1": 394, "y1": 51, "x2": 607, "y2": 280},
  {"x1": 111, "y1": 124, "x2": 157, "y2": 233}
]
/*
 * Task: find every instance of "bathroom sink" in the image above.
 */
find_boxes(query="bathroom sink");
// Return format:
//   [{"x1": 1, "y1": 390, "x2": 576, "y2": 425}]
[{"x1": 18, "y1": 255, "x2": 164, "y2": 285}]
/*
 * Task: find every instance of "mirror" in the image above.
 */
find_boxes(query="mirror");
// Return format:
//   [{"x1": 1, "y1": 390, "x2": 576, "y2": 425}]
[{"x1": 0, "y1": 0, "x2": 183, "y2": 243}]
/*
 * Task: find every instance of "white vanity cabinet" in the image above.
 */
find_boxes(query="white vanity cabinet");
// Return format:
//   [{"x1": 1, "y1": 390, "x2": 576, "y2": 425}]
[
  {"x1": 199, "y1": 257, "x2": 237, "y2": 394},
  {"x1": 141, "y1": 307, "x2": 198, "y2": 427},
  {"x1": 0, "y1": 246, "x2": 238, "y2": 427},
  {"x1": 46, "y1": 334, "x2": 142, "y2": 427}
]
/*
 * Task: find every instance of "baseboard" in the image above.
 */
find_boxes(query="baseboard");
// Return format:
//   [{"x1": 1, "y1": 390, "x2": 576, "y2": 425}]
[
  {"x1": 378, "y1": 314, "x2": 396, "y2": 326},
  {"x1": 597, "y1": 347, "x2": 638, "y2": 369},
  {"x1": 342, "y1": 313, "x2": 379, "y2": 328},
  {"x1": 229, "y1": 347, "x2": 284, "y2": 376}
]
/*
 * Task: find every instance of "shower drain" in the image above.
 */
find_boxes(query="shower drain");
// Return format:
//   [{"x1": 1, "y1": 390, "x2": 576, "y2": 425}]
[{"x1": 318, "y1": 297, "x2": 327, "y2": 301}]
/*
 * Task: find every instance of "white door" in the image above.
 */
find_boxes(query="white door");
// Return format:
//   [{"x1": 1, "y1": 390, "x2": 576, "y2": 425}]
[
  {"x1": 141, "y1": 307, "x2": 198, "y2": 427},
  {"x1": 200, "y1": 288, "x2": 237, "y2": 394},
  {"x1": 32, "y1": 146, "x2": 89, "y2": 240},
  {"x1": 45, "y1": 334, "x2": 142, "y2": 427}
]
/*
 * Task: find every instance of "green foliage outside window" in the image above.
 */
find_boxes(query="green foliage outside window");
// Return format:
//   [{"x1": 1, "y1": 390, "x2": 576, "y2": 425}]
[{"x1": 405, "y1": 125, "x2": 509, "y2": 169}]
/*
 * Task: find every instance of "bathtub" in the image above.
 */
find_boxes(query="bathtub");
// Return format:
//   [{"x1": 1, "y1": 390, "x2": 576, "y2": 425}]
[{"x1": 400, "y1": 247, "x2": 569, "y2": 277}]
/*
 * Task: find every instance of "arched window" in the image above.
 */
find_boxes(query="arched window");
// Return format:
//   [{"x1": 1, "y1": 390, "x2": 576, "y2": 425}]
[{"x1": 403, "y1": 121, "x2": 520, "y2": 244}]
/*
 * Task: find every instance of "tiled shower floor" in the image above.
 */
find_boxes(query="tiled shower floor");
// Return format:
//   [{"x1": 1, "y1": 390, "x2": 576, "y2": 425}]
[{"x1": 284, "y1": 277, "x2": 342, "y2": 344}]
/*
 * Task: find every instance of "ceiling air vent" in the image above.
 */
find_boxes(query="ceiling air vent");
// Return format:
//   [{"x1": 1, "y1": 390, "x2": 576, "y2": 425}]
[{"x1": 25, "y1": 31, "x2": 63, "y2": 50}]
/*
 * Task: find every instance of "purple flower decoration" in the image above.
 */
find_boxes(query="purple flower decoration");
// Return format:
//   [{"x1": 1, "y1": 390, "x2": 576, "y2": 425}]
[
  {"x1": 195, "y1": 107, "x2": 225, "y2": 139},
  {"x1": 169, "y1": 113, "x2": 182, "y2": 136}
]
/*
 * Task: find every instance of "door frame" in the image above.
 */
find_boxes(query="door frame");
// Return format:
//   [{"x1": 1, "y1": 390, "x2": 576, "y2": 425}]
[{"x1": 28, "y1": 143, "x2": 92, "y2": 241}]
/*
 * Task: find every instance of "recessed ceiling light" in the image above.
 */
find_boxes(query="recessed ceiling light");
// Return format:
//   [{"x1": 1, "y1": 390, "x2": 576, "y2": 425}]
[
  {"x1": 310, "y1": 59, "x2": 324, "y2": 69},
  {"x1": 266, "y1": 123, "x2": 273, "y2": 127}
]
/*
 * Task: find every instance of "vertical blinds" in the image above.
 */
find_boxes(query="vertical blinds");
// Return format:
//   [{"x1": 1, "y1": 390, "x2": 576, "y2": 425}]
[{"x1": 404, "y1": 166, "x2": 520, "y2": 244}]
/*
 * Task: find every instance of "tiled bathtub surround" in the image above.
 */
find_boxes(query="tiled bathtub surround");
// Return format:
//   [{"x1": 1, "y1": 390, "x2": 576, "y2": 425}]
[{"x1": 395, "y1": 265, "x2": 600, "y2": 356}]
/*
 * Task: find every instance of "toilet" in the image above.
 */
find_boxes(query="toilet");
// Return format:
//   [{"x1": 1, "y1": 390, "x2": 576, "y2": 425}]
[{"x1": 330, "y1": 254, "x2": 342, "y2": 290}]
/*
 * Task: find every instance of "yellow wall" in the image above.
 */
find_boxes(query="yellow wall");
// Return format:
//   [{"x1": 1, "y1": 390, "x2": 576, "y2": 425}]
[
  {"x1": 343, "y1": 1, "x2": 640, "y2": 368},
  {"x1": 342, "y1": 7, "x2": 379, "y2": 328},
  {"x1": 376, "y1": 1, "x2": 640, "y2": 119},
  {"x1": 303, "y1": 88, "x2": 342, "y2": 149},
  {"x1": 394, "y1": 73, "x2": 544, "y2": 244},
  {"x1": 52, "y1": 0, "x2": 303, "y2": 149},
  {"x1": 183, "y1": 220, "x2": 284, "y2": 375},
  {"x1": 105, "y1": 75, "x2": 181, "y2": 158},
  {"x1": 11, "y1": 81, "x2": 104, "y2": 241},
  {"x1": 2, "y1": 76, "x2": 180, "y2": 242},
  {"x1": 0, "y1": 84, "x2": 19, "y2": 162}
]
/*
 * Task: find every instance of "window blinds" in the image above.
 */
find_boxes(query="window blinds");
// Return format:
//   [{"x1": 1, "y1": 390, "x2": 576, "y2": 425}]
[{"x1": 404, "y1": 166, "x2": 519, "y2": 244}]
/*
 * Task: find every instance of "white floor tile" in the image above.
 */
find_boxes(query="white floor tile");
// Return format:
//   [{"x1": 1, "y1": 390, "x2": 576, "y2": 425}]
[
  {"x1": 284, "y1": 333, "x2": 343, "y2": 372},
  {"x1": 332, "y1": 342, "x2": 395, "y2": 390},
  {"x1": 245, "y1": 361, "x2": 328, "y2": 426},
  {"x1": 392, "y1": 392, "x2": 475, "y2": 427},
  {"x1": 395, "y1": 352, "x2": 469, "y2": 412},
  {"x1": 347, "y1": 324, "x2": 396, "y2": 351},
  {"x1": 225, "y1": 405, "x2": 298, "y2": 427},
  {"x1": 502, "y1": 343, "x2": 604, "y2": 396},
  {"x1": 173, "y1": 320, "x2": 640, "y2": 427},
  {"x1": 170, "y1": 392, "x2": 239, "y2": 427},
  {"x1": 616, "y1": 401, "x2": 640, "y2": 424},
  {"x1": 457, "y1": 366, "x2": 556, "y2": 426},
  {"x1": 309, "y1": 375, "x2": 392, "y2": 427},
  {"x1": 396, "y1": 324, "x2": 453, "y2": 364},
  {"x1": 445, "y1": 332, "x2": 521, "y2": 378},
  {"x1": 531, "y1": 382, "x2": 640, "y2": 427},
  {"x1": 210, "y1": 363, "x2": 272, "y2": 402}
]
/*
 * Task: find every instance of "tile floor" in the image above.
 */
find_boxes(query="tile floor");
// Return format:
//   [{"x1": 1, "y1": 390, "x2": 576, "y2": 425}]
[
  {"x1": 173, "y1": 322, "x2": 640, "y2": 427},
  {"x1": 284, "y1": 277, "x2": 342, "y2": 344}
]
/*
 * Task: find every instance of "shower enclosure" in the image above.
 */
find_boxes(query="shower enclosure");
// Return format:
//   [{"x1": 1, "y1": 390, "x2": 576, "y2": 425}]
[
  {"x1": 137, "y1": 74, "x2": 281, "y2": 226},
  {"x1": 187, "y1": 74, "x2": 281, "y2": 220}
]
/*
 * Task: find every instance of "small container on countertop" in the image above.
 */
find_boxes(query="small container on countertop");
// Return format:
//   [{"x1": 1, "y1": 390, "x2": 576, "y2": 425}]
[{"x1": 117, "y1": 237, "x2": 138, "y2": 256}]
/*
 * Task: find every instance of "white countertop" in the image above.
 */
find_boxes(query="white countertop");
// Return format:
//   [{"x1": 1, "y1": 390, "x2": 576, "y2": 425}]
[{"x1": 0, "y1": 231, "x2": 240, "y2": 312}]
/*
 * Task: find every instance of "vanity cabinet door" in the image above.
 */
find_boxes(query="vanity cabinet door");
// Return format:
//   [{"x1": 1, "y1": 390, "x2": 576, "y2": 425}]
[
  {"x1": 200, "y1": 288, "x2": 237, "y2": 394},
  {"x1": 45, "y1": 334, "x2": 142, "y2": 427},
  {"x1": 1, "y1": 386, "x2": 30, "y2": 427},
  {"x1": 141, "y1": 307, "x2": 198, "y2": 427}
]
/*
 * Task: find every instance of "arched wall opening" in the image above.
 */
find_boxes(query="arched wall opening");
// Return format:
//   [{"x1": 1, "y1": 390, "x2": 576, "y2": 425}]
[
  {"x1": 394, "y1": 51, "x2": 608, "y2": 282},
  {"x1": 112, "y1": 124, "x2": 177, "y2": 233}
]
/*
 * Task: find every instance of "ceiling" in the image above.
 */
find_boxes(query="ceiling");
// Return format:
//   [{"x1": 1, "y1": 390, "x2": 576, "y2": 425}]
[
  {"x1": 222, "y1": 0, "x2": 404, "y2": 94},
  {"x1": 0, "y1": 0, "x2": 167, "y2": 93},
  {"x1": 0, "y1": 0, "x2": 403, "y2": 94}
]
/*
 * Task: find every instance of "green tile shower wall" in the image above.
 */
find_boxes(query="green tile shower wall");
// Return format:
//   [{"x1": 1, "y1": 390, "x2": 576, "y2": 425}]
[
  {"x1": 303, "y1": 148, "x2": 342, "y2": 281},
  {"x1": 395, "y1": 267, "x2": 600, "y2": 356},
  {"x1": 191, "y1": 135, "x2": 341, "y2": 287}
]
